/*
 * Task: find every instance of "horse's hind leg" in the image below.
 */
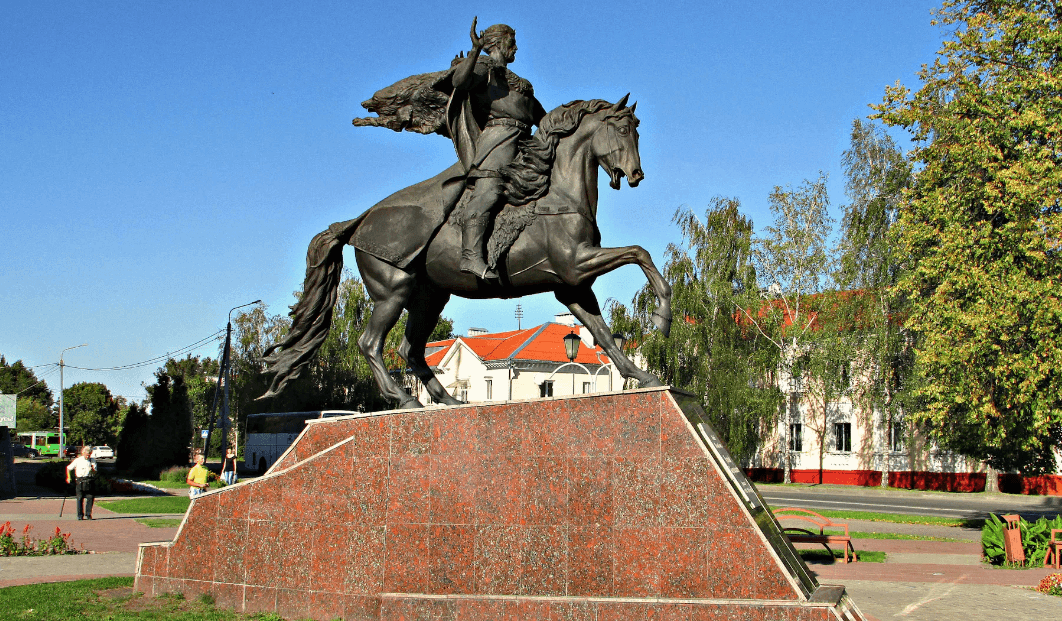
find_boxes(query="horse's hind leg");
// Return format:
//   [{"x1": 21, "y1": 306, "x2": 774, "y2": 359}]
[
  {"x1": 554, "y1": 286, "x2": 663, "y2": 388},
  {"x1": 355, "y1": 250, "x2": 422, "y2": 408},
  {"x1": 399, "y1": 286, "x2": 463, "y2": 406}
]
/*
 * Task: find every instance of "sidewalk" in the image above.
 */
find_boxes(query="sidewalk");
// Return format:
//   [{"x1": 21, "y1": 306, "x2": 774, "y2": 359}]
[
  {"x1": 2, "y1": 496, "x2": 1061, "y2": 619},
  {"x1": 0, "y1": 496, "x2": 178, "y2": 588}
]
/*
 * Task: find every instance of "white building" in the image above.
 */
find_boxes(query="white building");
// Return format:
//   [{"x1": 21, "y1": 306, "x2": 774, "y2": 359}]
[{"x1": 411, "y1": 313, "x2": 624, "y2": 405}]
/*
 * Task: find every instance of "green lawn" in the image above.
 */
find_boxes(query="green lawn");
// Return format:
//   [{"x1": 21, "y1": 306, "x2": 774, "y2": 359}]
[
  {"x1": 769, "y1": 506, "x2": 982, "y2": 529},
  {"x1": 0, "y1": 577, "x2": 285, "y2": 620},
  {"x1": 99, "y1": 496, "x2": 190, "y2": 514},
  {"x1": 849, "y1": 530, "x2": 968, "y2": 542},
  {"x1": 134, "y1": 479, "x2": 190, "y2": 490},
  {"x1": 135, "y1": 518, "x2": 184, "y2": 528},
  {"x1": 797, "y1": 549, "x2": 886, "y2": 563}
]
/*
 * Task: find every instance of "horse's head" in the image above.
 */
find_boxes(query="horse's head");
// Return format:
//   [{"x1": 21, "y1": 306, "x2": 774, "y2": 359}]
[{"x1": 593, "y1": 94, "x2": 644, "y2": 190}]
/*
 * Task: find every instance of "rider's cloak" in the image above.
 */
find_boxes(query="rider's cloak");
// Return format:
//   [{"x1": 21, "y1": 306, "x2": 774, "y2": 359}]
[{"x1": 347, "y1": 57, "x2": 503, "y2": 267}]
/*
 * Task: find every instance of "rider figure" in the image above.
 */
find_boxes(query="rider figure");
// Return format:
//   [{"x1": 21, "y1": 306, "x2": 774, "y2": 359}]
[{"x1": 449, "y1": 19, "x2": 546, "y2": 280}]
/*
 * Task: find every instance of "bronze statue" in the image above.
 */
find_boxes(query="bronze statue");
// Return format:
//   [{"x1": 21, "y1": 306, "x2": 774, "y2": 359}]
[{"x1": 262, "y1": 19, "x2": 672, "y2": 407}]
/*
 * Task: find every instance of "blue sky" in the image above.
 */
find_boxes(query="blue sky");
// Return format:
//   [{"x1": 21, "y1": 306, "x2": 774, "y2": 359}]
[{"x1": 1, "y1": 1, "x2": 945, "y2": 402}]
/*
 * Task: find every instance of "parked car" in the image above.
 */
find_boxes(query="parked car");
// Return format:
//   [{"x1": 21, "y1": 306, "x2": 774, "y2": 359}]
[
  {"x1": 90, "y1": 445, "x2": 115, "y2": 459},
  {"x1": 11, "y1": 443, "x2": 40, "y2": 458}
]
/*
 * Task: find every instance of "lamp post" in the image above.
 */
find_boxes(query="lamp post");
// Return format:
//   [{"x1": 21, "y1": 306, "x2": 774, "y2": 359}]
[
  {"x1": 563, "y1": 331, "x2": 581, "y2": 394},
  {"x1": 58, "y1": 343, "x2": 88, "y2": 459},
  {"x1": 204, "y1": 300, "x2": 261, "y2": 460}
]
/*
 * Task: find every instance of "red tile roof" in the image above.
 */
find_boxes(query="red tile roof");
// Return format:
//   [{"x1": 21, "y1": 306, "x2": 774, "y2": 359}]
[{"x1": 425, "y1": 323, "x2": 612, "y2": 367}]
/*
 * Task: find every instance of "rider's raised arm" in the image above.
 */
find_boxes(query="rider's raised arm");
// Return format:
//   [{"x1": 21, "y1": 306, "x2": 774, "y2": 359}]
[{"x1": 452, "y1": 18, "x2": 483, "y2": 91}]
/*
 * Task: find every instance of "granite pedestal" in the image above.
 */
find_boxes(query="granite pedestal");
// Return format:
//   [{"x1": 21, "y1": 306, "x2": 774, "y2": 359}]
[{"x1": 135, "y1": 387, "x2": 867, "y2": 620}]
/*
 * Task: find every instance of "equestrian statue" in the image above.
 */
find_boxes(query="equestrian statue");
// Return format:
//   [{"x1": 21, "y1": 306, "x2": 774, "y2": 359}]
[{"x1": 261, "y1": 18, "x2": 672, "y2": 408}]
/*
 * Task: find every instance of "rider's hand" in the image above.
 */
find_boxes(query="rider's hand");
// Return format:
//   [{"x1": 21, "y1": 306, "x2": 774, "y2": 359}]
[{"x1": 470, "y1": 17, "x2": 481, "y2": 49}]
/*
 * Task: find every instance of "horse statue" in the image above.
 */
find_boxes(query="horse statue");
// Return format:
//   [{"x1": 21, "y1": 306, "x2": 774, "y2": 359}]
[{"x1": 261, "y1": 96, "x2": 672, "y2": 408}]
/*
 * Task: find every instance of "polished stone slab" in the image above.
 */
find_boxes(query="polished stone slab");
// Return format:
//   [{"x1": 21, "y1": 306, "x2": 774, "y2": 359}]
[{"x1": 135, "y1": 388, "x2": 867, "y2": 620}]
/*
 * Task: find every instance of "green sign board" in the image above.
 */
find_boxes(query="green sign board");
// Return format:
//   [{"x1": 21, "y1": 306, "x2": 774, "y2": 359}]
[{"x1": 0, "y1": 395, "x2": 14, "y2": 428}]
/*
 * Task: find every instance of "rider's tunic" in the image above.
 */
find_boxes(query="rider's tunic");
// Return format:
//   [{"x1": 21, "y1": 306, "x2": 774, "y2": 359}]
[{"x1": 448, "y1": 58, "x2": 541, "y2": 175}]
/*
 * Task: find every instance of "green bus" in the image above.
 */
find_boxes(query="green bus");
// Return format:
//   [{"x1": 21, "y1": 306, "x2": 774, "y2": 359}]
[{"x1": 17, "y1": 431, "x2": 69, "y2": 457}]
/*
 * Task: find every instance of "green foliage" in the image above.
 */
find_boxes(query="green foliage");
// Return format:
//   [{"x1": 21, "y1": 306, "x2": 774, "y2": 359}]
[
  {"x1": 611, "y1": 199, "x2": 783, "y2": 463},
  {"x1": 33, "y1": 460, "x2": 72, "y2": 492},
  {"x1": 230, "y1": 272, "x2": 458, "y2": 416},
  {"x1": 63, "y1": 382, "x2": 122, "y2": 447},
  {"x1": 981, "y1": 513, "x2": 1062, "y2": 566},
  {"x1": 159, "y1": 465, "x2": 192, "y2": 483},
  {"x1": 876, "y1": 0, "x2": 1062, "y2": 474},
  {"x1": 15, "y1": 398, "x2": 55, "y2": 432},
  {"x1": 0, "y1": 521, "x2": 81, "y2": 556},
  {"x1": 836, "y1": 119, "x2": 916, "y2": 451},
  {"x1": 0, "y1": 355, "x2": 54, "y2": 409},
  {"x1": 117, "y1": 373, "x2": 193, "y2": 476}
]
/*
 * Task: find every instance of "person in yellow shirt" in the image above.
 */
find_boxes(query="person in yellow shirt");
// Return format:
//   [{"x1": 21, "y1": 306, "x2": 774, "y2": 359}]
[{"x1": 186, "y1": 453, "x2": 210, "y2": 497}]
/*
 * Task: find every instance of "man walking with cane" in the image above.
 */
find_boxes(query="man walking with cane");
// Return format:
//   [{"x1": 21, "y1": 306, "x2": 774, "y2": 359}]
[{"x1": 65, "y1": 446, "x2": 97, "y2": 520}]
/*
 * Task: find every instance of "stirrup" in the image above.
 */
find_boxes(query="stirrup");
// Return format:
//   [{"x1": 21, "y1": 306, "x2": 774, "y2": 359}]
[{"x1": 460, "y1": 257, "x2": 499, "y2": 280}]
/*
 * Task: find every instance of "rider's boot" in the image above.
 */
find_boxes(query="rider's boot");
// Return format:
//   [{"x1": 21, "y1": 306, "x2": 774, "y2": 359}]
[{"x1": 460, "y1": 215, "x2": 499, "y2": 280}]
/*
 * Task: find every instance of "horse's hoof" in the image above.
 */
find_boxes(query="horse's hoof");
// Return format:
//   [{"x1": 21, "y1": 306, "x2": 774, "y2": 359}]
[
  {"x1": 638, "y1": 375, "x2": 664, "y2": 388},
  {"x1": 397, "y1": 396, "x2": 424, "y2": 409},
  {"x1": 651, "y1": 310, "x2": 672, "y2": 338}
]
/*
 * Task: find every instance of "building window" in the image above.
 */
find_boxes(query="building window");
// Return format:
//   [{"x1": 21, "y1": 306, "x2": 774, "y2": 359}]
[
  {"x1": 834, "y1": 422, "x2": 852, "y2": 453},
  {"x1": 485, "y1": 379, "x2": 492, "y2": 400},
  {"x1": 788, "y1": 423, "x2": 802, "y2": 452},
  {"x1": 888, "y1": 421, "x2": 904, "y2": 452},
  {"x1": 540, "y1": 380, "x2": 554, "y2": 398},
  {"x1": 582, "y1": 381, "x2": 591, "y2": 394}
]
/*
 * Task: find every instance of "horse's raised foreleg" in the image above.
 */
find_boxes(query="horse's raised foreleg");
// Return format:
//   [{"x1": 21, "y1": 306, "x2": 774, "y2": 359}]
[
  {"x1": 559, "y1": 244, "x2": 672, "y2": 337},
  {"x1": 355, "y1": 250, "x2": 423, "y2": 409},
  {"x1": 554, "y1": 286, "x2": 663, "y2": 388},
  {"x1": 399, "y1": 286, "x2": 463, "y2": 406}
]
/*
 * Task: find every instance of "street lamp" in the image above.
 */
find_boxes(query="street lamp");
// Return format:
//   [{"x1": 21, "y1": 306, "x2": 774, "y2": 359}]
[
  {"x1": 204, "y1": 300, "x2": 261, "y2": 460},
  {"x1": 563, "y1": 331, "x2": 581, "y2": 394},
  {"x1": 58, "y1": 343, "x2": 88, "y2": 459}
]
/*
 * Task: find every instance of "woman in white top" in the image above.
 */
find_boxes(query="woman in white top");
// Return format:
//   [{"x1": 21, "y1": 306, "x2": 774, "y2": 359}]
[{"x1": 65, "y1": 446, "x2": 98, "y2": 520}]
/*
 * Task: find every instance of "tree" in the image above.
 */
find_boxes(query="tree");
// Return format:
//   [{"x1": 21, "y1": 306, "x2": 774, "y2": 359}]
[
  {"x1": 233, "y1": 272, "x2": 458, "y2": 416},
  {"x1": 0, "y1": 356, "x2": 56, "y2": 432},
  {"x1": 0, "y1": 356, "x2": 54, "y2": 409},
  {"x1": 62, "y1": 382, "x2": 121, "y2": 447},
  {"x1": 746, "y1": 174, "x2": 838, "y2": 482},
  {"x1": 876, "y1": 0, "x2": 1062, "y2": 478},
  {"x1": 835, "y1": 119, "x2": 915, "y2": 487},
  {"x1": 157, "y1": 356, "x2": 222, "y2": 453},
  {"x1": 610, "y1": 199, "x2": 783, "y2": 464},
  {"x1": 15, "y1": 398, "x2": 54, "y2": 432}
]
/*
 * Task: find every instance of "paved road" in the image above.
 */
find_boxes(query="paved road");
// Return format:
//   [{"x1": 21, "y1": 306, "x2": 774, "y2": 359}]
[{"x1": 757, "y1": 483, "x2": 1062, "y2": 520}]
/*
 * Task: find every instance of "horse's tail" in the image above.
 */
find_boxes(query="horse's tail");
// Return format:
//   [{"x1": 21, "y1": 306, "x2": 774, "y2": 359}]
[{"x1": 258, "y1": 218, "x2": 361, "y2": 400}]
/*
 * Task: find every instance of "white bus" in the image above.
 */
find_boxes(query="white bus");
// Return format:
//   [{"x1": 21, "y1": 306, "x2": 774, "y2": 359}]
[{"x1": 243, "y1": 410, "x2": 357, "y2": 475}]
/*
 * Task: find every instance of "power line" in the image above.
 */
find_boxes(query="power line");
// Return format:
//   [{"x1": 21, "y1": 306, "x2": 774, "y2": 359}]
[
  {"x1": 64, "y1": 329, "x2": 226, "y2": 372},
  {"x1": 13, "y1": 365, "x2": 60, "y2": 396}
]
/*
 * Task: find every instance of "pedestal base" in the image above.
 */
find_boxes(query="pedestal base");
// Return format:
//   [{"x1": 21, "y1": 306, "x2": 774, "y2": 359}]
[{"x1": 135, "y1": 388, "x2": 867, "y2": 620}]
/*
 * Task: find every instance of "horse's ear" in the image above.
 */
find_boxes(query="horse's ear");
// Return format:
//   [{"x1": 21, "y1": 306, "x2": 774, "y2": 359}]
[
  {"x1": 629, "y1": 101, "x2": 637, "y2": 113},
  {"x1": 613, "y1": 93, "x2": 630, "y2": 111}
]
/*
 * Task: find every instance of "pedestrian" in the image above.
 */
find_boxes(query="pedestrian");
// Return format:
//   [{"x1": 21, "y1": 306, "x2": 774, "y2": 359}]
[
  {"x1": 65, "y1": 446, "x2": 98, "y2": 520},
  {"x1": 186, "y1": 453, "x2": 210, "y2": 497},
  {"x1": 220, "y1": 446, "x2": 238, "y2": 485}
]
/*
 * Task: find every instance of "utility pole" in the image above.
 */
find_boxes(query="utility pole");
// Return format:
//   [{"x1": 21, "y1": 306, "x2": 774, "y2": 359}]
[
  {"x1": 58, "y1": 343, "x2": 88, "y2": 459},
  {"x1": 204, "y1": 300, "x2": 260, "y2": 460},
  {"x1": 515, "y1": 304, "x2": 523, "y2": 330}
]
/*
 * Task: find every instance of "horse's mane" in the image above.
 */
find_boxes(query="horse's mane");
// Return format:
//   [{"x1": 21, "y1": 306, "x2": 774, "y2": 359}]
[{"x1": 502, "y1": 99, "x2": 637, "y2": 206}]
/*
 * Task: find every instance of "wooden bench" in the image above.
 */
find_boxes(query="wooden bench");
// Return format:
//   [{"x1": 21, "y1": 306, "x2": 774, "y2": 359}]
[
  {"x1": 1046, "y1": 528, "x2": 1062, "y2": 569},
  {"x1": 774, "y1": 507, "x2": 858, "y2": 563}
]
